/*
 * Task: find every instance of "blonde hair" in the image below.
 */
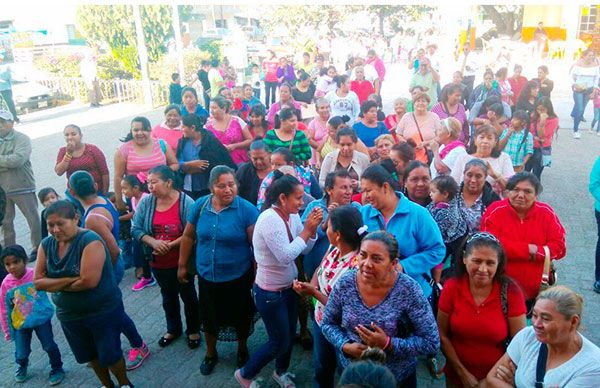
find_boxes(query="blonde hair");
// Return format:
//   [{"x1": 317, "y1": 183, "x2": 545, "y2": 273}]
[
  {"x1": 438, "y1": 117, "x2": 462, "y2": 140},
  {"x1": 412, "y1": 91, "x2": 431, "y2": 103},
  {"x1": 375, "y1": 134, "x2": 395, "y2": 146},
  {"x1": 394, "y1": 97, "x2": 409, "y2": 106},
  {"x1": 537, "y1": 285, "x2": 584, "y2": 328}
]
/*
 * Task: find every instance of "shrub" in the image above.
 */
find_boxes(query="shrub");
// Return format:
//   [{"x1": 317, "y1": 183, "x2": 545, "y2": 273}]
[{"x1": 33, "y1": 51, "x2": 84, "y2": 77}]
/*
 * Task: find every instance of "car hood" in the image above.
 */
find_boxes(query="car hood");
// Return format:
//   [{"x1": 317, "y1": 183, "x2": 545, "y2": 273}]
[{"x1": 12, "y1": 82, "x2": 52, "y2": 100}]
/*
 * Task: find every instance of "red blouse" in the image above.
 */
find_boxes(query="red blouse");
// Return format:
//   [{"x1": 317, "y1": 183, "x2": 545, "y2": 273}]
[
  {"x1": 56, "y1": 144, "x2": 109, "y2": 189},
  {"x1": 151, "y1": 198, "x2": 183, "y2": 269},
  {"x1": 439, "y1": 276, "x2": 526, "y2": 385}
]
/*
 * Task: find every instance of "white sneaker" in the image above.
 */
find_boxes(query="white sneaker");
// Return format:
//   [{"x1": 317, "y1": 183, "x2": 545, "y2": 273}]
[
  {"x1": 574, "y1": 131, "x2": 581, "y2": 139},
  {"x1": 272, "y1": 371, "x2": 296, "y2": 388}
]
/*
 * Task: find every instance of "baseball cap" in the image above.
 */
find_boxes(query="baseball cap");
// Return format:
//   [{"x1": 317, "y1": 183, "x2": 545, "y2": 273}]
[{"x1": 0, "y1": 110, "x2": 14, "y2": 121}]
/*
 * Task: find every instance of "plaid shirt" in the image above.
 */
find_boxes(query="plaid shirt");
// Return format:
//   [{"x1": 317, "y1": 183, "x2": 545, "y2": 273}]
[{"x1": 500, "y1": 129, "x2": 534, "y2": 167}]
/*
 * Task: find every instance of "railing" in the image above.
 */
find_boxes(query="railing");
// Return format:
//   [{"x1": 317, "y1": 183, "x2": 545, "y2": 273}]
[{"x1": 38, "y1": 77, "x2": 169, "y2": 108}]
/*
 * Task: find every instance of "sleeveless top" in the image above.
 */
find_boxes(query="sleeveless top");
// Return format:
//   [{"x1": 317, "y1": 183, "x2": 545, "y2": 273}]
[
  {"x1": 82, "y1": 196, "x2": 120, "y2": 241},
  {"x1": 42, "y1": 230, "x2": 121, "y2": 321},
  {"x1": 118, "y1": 138, "x2": 167, "y2": 177}
]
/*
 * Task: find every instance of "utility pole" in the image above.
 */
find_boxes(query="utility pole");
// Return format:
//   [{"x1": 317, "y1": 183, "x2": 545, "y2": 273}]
[
  {"x1": 172, "y1": 4, "x2": 185, "y2": 81},
  {"x1": 133, "y1": 5, "x2": 153, "y2": 108}
]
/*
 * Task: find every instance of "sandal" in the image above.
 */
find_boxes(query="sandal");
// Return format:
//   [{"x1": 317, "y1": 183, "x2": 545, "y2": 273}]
[
  {"x1": 200, "y1": 355, "x2": 218, "y2": 375},
  {"x1": 187, "y1": 336, "x2": 201, "y2": 349},
  {"x1": 158, "y1": 333, "x2": 180, "y2": 348}
]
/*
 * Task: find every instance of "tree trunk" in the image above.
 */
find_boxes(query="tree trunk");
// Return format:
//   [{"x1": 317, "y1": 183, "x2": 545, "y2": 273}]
[{"x1": 379, "y1": 11, "x2": 385, "y2": 37}]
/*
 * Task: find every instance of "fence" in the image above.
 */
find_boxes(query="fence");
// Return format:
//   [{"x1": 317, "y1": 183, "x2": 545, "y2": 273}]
[{"x1": 38, "y1": 77, "x2": 169, "y2": 108}]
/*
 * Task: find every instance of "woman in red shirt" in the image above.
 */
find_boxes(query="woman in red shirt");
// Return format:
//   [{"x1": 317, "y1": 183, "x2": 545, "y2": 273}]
[
  {"x1": 481, "y1": 172, "x2": 566, "y2": 311},
  {"x1": 350, "y1": 66, "x2": 375, "y2": 104},
  {"x1": 438, "y1": 232, "x2": 526, "y2": 388},
  {"x1": 262, "y1": 50, "x2": 279, "y2": 108},
  {"x1": 132, "y1": 166, "x2": 201, "y2": 349},
  {"x1": 55, "y1": 124, "x2": 110, "y2": 194},
  {"x1": 507, "y1": 65, "x2": 528, "y2": 106},
  {"x1": 525, "y1": 97, "x2": 558, "y2": 181}
]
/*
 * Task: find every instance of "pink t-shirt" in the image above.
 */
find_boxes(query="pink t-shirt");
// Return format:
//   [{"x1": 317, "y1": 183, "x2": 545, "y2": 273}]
[
  {"x1": 131, "y1": 192, "x2": 149, "y2": 212},
  {"x1": 397, "y1": 112, "x2": 441, "y2": 163},
  {"x1": 151, "y1": 123, "x2": 183, "y2": 151},
  {"x1": 307, "y1": 116, "x2": 329, "y2": 165},
  {"x1": 262, "y1": 58, "x2": 279, "y2": 83},
  {"x1": 118, "y1": 138, "x2": 167, "y2": 177},
  {"x1": 206, "y1": 117, "x2": 249, "y2": 165}
]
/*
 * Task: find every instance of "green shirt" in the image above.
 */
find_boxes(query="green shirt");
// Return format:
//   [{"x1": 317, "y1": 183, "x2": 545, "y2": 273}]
[
  {"x1": 410, "y1": 71, "x2": 438, "y2": 103},
  {"x1": 264, "y1": 129, "x2": 312, "y2": 163}
]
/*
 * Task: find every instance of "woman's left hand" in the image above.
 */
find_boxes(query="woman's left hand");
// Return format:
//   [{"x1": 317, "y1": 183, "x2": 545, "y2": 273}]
[
  {"x1": 495, "y1": 360, "x2": 516, "y2": 384},
  {"x1": 225, "y1": 144, "x2": 235, "y2": 151},
  {"x1": 292, "y1": 279, "x2": 314, "y2": 296},
  {"x1": 355, "y1": 322, "x2": 388, "y2": 348}
]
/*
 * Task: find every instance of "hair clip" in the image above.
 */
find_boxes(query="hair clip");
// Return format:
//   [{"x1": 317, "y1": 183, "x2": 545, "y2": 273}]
[
  {"x1": 466, "y1": 232, "x2": 500, "y2": 245},
  {"x1": 357, "y1": 225, "x2": 369, "y2": 235},
  {"x1": 136, "y1": 172, "x2": 148, "y2": 183}
]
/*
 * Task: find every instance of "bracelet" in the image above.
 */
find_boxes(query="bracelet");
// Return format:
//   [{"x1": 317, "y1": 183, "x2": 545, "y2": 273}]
[{"x1": 383, "y1": 336, "x2": 391, "y2": 351}]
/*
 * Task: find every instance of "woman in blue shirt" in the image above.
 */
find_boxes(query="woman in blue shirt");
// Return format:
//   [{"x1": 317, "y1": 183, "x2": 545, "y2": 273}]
[
  {"x1": 352, "y1": 100, "x2": 389, "y2": 153},
  {"x1": 359, "y1": 164, "x2": 445, "y2": 298},
  {"x1": 178, "y1": 165, "x2": 259, "y2": 376},
  {"x1": 180, "y1": 87, "x2": 209, "y2": 118}
]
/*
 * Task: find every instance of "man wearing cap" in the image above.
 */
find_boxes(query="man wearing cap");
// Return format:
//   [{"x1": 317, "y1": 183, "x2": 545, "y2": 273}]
[
  {"x1": 0, "y1": 55, "x2": 19, "y2": 123},
  {"x1": 0, "y1": 110, "x2": 40, "y2": 260}
]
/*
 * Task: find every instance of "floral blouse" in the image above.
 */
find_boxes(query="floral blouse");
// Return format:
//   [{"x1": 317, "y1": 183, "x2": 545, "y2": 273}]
[{"x1": 314, "y1": 247, "x2": 359, "y2": 326}]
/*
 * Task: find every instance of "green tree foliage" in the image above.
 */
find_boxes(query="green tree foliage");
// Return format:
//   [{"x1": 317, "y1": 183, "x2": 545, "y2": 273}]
[
  {"x1": 367, "y1": 5, "x2": 435, "y2": 37},
  {"x1": 261, "y1": 5, "x2": 359, "y2": 38},
  {"x1": 76, "y1": 5, "x2": 193, "y2": 78},
  {"x1": 480, "y1": 5, "x2": 524, "y2": 37}
]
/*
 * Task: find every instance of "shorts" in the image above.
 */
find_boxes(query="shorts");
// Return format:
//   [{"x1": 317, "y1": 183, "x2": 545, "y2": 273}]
[{"x1": 59, "y1": 304, "x2": 124, "y2": 366}]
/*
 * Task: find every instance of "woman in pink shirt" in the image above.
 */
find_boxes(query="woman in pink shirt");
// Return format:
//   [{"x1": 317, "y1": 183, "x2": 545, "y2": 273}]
[
  {"x1": 307, "y1": 98, "x2": 331, "y2": 166},
  {"x1": 114, "y1": 116, "x2": 179, "y2": 211},
  {"x1": 525, "y1": 97, "x2": 558, "y2": 181},
  {"x1": 262, "y1": 50, "x2": 279, "y2": 108},
  {"x1": 151, "y1": 105, "x2": 183, "y2": 151},
  {"x1": 206, "y1": 96, "x2": 253, "y2": 165}
]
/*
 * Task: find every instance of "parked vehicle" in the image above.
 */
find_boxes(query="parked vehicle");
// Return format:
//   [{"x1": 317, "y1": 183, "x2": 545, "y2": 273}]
[{"x1": 12, "y1": 79, "x2": 57, "y2": 113}]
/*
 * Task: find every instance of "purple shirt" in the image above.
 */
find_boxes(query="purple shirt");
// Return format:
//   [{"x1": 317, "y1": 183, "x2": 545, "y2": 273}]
[
  {"x1": 276, "y1": 64, "x2": 296, "y2": 85},
  {"x1": 430, "y1": 102, "x2": 470, "y2": 144}
]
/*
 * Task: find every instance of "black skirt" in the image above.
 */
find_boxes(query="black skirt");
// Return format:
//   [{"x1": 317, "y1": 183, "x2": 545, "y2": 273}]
[{"x1": 198, "y1": 267, "x2": 256, "y2": 342}]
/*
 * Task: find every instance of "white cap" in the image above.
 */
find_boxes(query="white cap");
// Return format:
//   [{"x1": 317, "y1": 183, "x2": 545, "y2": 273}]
[{"x1": 0, "y1": 110, "x2": 14, "y2": 121}]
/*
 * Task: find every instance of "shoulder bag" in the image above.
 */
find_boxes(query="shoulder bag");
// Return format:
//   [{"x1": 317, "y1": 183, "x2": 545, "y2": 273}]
[
  {"x1": 411, "y1": 113, "x2": 434, "y2": 165},
  {"x1": 539, "y1": 245, "x2": 556, "y2": 292},
  {"x1": 535, "y1": 342, "x2": 548, "y2": 388}
]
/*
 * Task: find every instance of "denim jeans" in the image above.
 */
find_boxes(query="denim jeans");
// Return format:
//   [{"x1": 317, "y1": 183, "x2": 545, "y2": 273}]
[
  {"x1": 572, "y1": 89, "x2": 592, "y2": 131},
  {"x1": 264, "y1": 81, "x2": 278, "y2": 108},
  {"x1": 152, "y1": 267, "x2": 200, "y2": 335},
  {"x1": 312, "y1": 318, "x2": 337, "y2": 388},
  {"x1": 14, "y1": 320, "x2": 63, "y2": 370},
  {"x1": 241, "y1": 285, "x2": 298, "y2": 379}
]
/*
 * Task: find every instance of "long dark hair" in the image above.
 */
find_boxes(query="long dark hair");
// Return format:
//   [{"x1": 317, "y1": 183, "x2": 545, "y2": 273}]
[
  {"x1": 516, "y1": 80, "x2": 539, "y2": 108},
  {"x1": 329, "y1": 205, "x2": 367, "y2": 251},
  {"x1": 120, "y1": 116, "x2": 152, "y2": 142},
  {"x1": 263, "y1": 170, "x2": 302, "y2": 210},
  {"x1": 454, "y1": 232, "x2": 507, "y2": 283},
  {"x1": 247, "y1": 104, "x2": 269, "y2": 132},
  {"x1": 532, "y1": 97, "x2": 557, "y2": 120}
]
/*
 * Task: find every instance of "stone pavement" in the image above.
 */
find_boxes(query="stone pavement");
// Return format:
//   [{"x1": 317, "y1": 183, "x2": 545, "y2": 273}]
[{"x1": 2, "y1": 63, "x2": 600, "y2": 387}]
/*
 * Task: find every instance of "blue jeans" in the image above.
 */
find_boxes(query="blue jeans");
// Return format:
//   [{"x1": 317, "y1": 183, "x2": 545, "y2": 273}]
[
  {"x1": 572, "y1": 89, "x2": 593, "y2": 131},
  {"x1": 241, "y1": 285, "x2": 298, "y2": 379},
  {"x1": 312, "y1": 317, "x2": 337, "y2": 388},
  {"x1": 14, "y1": 320, "x2": 63, "y2": 370}
]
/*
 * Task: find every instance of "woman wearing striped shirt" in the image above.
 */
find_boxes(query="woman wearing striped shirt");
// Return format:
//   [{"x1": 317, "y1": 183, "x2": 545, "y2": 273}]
[
  {"x1": 114, "y1": 116, "x2": 179, "y2": 211},
  {"x1": 264, "y1": 107, "x2": 312, "y2": 165}
]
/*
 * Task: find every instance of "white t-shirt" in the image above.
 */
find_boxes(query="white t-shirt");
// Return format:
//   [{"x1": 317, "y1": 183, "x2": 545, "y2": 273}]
[
  {"x1": 508, "y1": 327, "x2": 600, "y2": 388},
  {"x1": 431, "y1": 144, "x2": 467, "y2": 179},
  {"x1": 325, "y1": 90, "x2": 361, "y2": 125}
]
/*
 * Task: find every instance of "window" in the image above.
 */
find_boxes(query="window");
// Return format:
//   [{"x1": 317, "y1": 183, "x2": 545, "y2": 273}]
[{"x1": 580, "y1": 6, "x2": 598, "y2": 33}]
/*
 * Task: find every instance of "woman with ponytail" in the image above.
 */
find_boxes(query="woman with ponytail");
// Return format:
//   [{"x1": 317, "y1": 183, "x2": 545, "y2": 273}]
[{"x1": 294, "y1": 205, "x2": 367, "y2": 388}]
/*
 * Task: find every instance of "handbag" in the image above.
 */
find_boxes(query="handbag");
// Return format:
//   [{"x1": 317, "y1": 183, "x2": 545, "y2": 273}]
[
  {"x1": 539, "y1": 245, "x2": 556, "y2": 292},
  {"x1": 411, "y1": 113, "x2": 434, "y2": 165},
  {"x1": 541, "y1": 147, "x2": 552, "y2": 167},
  {"x1": 423, "y1": 272, "x2": 442, "y2": 314},
  {"x1": 500, "y1": 280, "x2": 511, "y2": 349}
]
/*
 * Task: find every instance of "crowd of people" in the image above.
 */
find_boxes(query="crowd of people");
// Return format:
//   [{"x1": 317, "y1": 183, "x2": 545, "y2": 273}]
[{"x1": 1, "y1": 40, "x2": 600, "y2": 388}]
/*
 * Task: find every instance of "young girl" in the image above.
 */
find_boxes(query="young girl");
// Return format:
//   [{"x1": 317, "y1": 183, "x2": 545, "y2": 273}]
[
  {"x1": 317, "y1": 115, "x2": 350, "y2": 163},
  {"x1": 498, "y1": 110, "x2": 534, "y2": 173},
  {"x1": 37, "y1": 187, "x2": 60, "y2": 240},
  {"x1": 427, "y1": 175, "x2": 468, "y2": 281},
  {"x1": 0, "y1": 245, "x2": 64, "y2": 384},
  {"x1": 121, "y1": 174, "x2": 156, "y2": 291}
]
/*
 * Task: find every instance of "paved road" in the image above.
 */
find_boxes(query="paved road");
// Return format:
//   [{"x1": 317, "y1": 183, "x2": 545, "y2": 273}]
[{"x1": 2, "y1": 63, "x2": 600, "y2": 387}]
